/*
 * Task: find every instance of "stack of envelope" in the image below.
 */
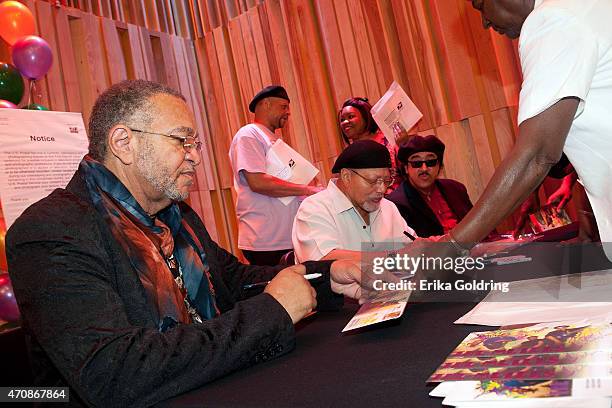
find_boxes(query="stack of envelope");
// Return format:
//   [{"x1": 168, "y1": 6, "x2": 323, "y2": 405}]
[{"x1": 428, "y1": 323, "x2": 612, "y2": 407}]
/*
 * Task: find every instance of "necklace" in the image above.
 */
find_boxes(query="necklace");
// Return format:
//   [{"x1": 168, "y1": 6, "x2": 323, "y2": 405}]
[{"x1": 165, "y1": 254, "x2": 203, "y2": 324}]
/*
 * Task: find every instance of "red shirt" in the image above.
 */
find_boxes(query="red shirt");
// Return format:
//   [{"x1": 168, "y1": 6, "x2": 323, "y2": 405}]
[{"x1": 421, "y1": 185, "x2": 458, "y2": 233}]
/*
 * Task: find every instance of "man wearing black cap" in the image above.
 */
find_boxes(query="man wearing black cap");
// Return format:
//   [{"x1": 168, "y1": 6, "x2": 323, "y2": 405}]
[
  {"x1": 229, "y1": 85, "x2": 322, "y2": 265},
  {"x1": 387, "y1": 135, "x2": 473, "y2": 238},
  {"x1": 292, "y1": 140, "x2": 413, "y2": 262}
]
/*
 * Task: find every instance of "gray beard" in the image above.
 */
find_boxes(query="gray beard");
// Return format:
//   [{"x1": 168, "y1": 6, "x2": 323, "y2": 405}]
[
  {"x1": 136, "y1": 142, "x2": 188, "y2": 202},
  {"x1": 360, "y1": 200, "x2": 380, "y2": 213}
]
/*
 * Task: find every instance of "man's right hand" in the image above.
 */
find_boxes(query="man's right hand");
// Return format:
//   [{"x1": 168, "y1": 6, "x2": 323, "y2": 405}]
[
  {"x1": 264, "y1": 265, "x2": 317, "y2": 324},
  {"x1": 306, "y1": 185, "x2": 325, "y2": 195},
  {"x1": 243, "y1": 171, "x2": 323, "y2": 197},
  {"x1": 512, "y1": 192, "x2": 540, "y2": 238}
]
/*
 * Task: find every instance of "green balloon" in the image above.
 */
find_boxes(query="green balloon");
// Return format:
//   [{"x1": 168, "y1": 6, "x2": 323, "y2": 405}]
[
  {"x1": 0, "y1": 62, "x2": 24, "y2": 105},
  {"x1": 23, "y1": 103, "x2": 48, "y2": 111}
]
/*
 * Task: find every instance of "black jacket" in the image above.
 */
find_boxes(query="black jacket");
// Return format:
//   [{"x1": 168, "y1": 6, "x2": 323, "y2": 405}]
[
  {"x1": 6, "y1": 169, "x2": 339, "y2": 407},
  {"x1": 387, "y1": 179, "x2": 473, "y2": 238}
]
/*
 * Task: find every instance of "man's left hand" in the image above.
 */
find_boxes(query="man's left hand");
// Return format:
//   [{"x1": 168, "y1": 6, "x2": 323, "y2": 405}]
[{"x1": 546, "y1": 173, "x2": 577, "y2": 211}]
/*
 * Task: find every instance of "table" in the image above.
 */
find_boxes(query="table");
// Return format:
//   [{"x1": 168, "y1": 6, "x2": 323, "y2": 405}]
[
  {"x1": 160, "y1": 301, "x2": 489, "y2": 408},
  {"x1": 161, "y1": 242, "x2": 612, "y2": 407}
]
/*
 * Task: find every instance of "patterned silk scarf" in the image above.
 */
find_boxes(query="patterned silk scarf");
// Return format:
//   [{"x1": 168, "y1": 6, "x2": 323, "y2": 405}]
[{"x1": 80, "y1": 156, "x2": 219, "y2": 331}]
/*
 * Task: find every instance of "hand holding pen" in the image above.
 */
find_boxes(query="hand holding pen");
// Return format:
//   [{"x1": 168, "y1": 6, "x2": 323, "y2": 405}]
[{"x1": 243, "y1": 273, "x2": 322, "y2": 290}]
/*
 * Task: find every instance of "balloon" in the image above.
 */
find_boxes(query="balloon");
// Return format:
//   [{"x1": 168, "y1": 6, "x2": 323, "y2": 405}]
[
  {"x1": 11, "y1": 36, "x2": 53, "y2": 80},
  {"x1": 0, "y1": 62, "x2": 24, "y2": 104},
  {"x1": 0, "y1": 1, "x2": 36, "y2": 46},
  {"x1": 0, "y1": 217, "x2": 6, "y2": 272},
  {"x1": 0, "y1": 100, "x2": 17, "y2": 108},
  {"x1": 23, "y1": 103, "x2": 48, "y2": 110},
  {"x1": 0, "y1": 274, "x2": 20, "y2": 322}
]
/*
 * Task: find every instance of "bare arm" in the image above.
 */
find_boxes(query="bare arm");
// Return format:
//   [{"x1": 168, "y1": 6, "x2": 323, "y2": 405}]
[
  {"x1": 243, "y1": 171, "x2": 321, "y2": 197},
  {"x1": 320, "y1": 249, "x2": 362, "y2": 262},
  {"x1": 451, "y1": 97, "x2": 580, "y2": 245}
]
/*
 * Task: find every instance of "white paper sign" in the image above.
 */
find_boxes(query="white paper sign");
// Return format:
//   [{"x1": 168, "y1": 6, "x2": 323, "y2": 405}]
[
  {"x1": 371, "y1": 81, "x2": 423, "y2": 148},
  {"x1": 0, "y1": 110, "x2": 88, "y2": 228},
  {"x1": 265, "y1": 139, "x2": 319, "y2": 205},
  {"x1": 454, "y1": 270, "x2": 612, "y2": 326}
]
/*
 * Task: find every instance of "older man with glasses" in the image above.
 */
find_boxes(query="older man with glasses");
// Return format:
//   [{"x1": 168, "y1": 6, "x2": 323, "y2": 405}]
[
  {"x1": 292, "y1": 140, "x2": 414, "y2": 263},
  {"x1": 6, "y1": 80, "x2": 363, "y2": 407},
  {"x1": 387, "y1": 135, "x2": 474, "y2": 238}
]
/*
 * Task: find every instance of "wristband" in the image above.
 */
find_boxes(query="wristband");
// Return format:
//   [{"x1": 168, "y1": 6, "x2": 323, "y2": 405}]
[{"x1": 448, "y1": 231, "x2": 471, "y2": 257}]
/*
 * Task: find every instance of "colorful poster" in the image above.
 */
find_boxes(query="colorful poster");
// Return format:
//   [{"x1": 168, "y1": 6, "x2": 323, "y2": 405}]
[
  {"x1": 432, "y1": 378, "x2": 612, "y2": 403},
  {"x1": 448, "y1": 323, "x2": 612, "y2": 357},
  {"x1": 342, "y1": 291, "x2": 409, "y2": 332},
  {"x1": 441, "y1": 350, "x2": 612, "y2": 369},
  {"x1": 429, "y1": 363, "x2": 612, "y2": 382},
  {"x1": 529, "y1": 203, "x2": 572, "y2": 233}
]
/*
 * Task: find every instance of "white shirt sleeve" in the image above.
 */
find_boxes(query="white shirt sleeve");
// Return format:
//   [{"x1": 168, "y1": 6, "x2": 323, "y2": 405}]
[
  {"x1": 292, "y1": 199, "x2": 340, "y2": 262},
  {"x1": 518, "y1": 8, "x2": 599, "y2": 125},
  {"x1": 390, "y1": 203, "x2": 416, "y2": 240},
  {"x1": 232, "y1": 131, "x2": 267, "y2": 174}
]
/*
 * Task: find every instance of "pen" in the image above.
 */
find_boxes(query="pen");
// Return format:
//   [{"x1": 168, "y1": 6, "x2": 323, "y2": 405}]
[
  {"x1": 242, "y1": 272, "x2": 323, "y2": 290},
  {"x1": 403, "y1": 230, "x2": 416, "y2": 241}
]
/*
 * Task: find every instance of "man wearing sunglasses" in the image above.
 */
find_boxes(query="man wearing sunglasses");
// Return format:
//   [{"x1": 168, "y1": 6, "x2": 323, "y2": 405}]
[
  {"x1": 293, "y1": 140, "x2": 413, "y2": 262},
  {"x1": 388, "y1": 135, "x2": 473, "y2": 238}
]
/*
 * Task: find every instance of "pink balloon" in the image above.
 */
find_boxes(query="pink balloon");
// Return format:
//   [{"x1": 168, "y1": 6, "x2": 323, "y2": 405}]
[
  {"x1": 0, "y1": 100, "x2": 17, "y2": 108},
  {"x1": 11, "y1": 35, "x2": 53, "y2": 80},
  {"x1": 0, "y1": 274, "x2": 20, "y2": 322}
]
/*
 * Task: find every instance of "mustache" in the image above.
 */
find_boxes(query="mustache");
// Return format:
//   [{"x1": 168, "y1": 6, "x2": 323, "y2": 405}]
[{"x1": 417, "y1": 170, "x2": 430, "y2": 176}]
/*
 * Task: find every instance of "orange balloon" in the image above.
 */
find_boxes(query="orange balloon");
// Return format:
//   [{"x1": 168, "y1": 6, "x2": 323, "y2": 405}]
[{"x1": 0, "y1": 1, "x2": 36, "y2": 46}]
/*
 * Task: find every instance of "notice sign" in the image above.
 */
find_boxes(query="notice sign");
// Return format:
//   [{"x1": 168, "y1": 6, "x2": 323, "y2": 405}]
[{"x1": 0, "y1": 109, "x2": 88, "y2": 228}]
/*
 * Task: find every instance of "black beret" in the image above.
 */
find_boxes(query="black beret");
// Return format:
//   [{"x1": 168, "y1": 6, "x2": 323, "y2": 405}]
[
  {"x1": 249, "y1": 85, "x2": 290, "y2": 113},
  {"x1": 332, "y1": 140, "x2": 391, "y2": 173},
  {"x1": 397, "y1": 135, "x2": 445, "y2": 164}
]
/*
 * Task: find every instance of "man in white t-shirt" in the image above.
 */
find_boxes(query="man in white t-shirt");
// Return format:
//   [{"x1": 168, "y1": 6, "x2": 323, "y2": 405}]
[
  {"x1": 229, "y1": 85, "x2": 322, "y2": 265},
  {"x1": 442, "y1": 0, "x2": 612, "y2": 259},
  {"x1": 293, "y1": 140, "x2": 414, "y2": 263}
]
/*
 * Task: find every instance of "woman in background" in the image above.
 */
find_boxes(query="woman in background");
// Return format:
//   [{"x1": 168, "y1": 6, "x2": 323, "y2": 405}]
[
  {"x1": 338, "y1": 97, "x2": 400, "y2": 189},
  {"x1": 338, "y1": 97, "x2": 381, "y2": 145}
]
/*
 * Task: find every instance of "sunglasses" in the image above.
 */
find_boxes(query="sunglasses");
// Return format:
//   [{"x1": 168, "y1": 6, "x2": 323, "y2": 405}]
[{"x1": 407, "y1": 158, "x2": 439, "y2": 169}]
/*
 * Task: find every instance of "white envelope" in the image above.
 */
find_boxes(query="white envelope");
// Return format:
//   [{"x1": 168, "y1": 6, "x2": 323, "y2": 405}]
[
  {"x1": 265, "y1": 139, "x2": 319, "y2": 205},
  {"x1": 370, "y1": 81, "x2": 423, "y2": 148}
]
